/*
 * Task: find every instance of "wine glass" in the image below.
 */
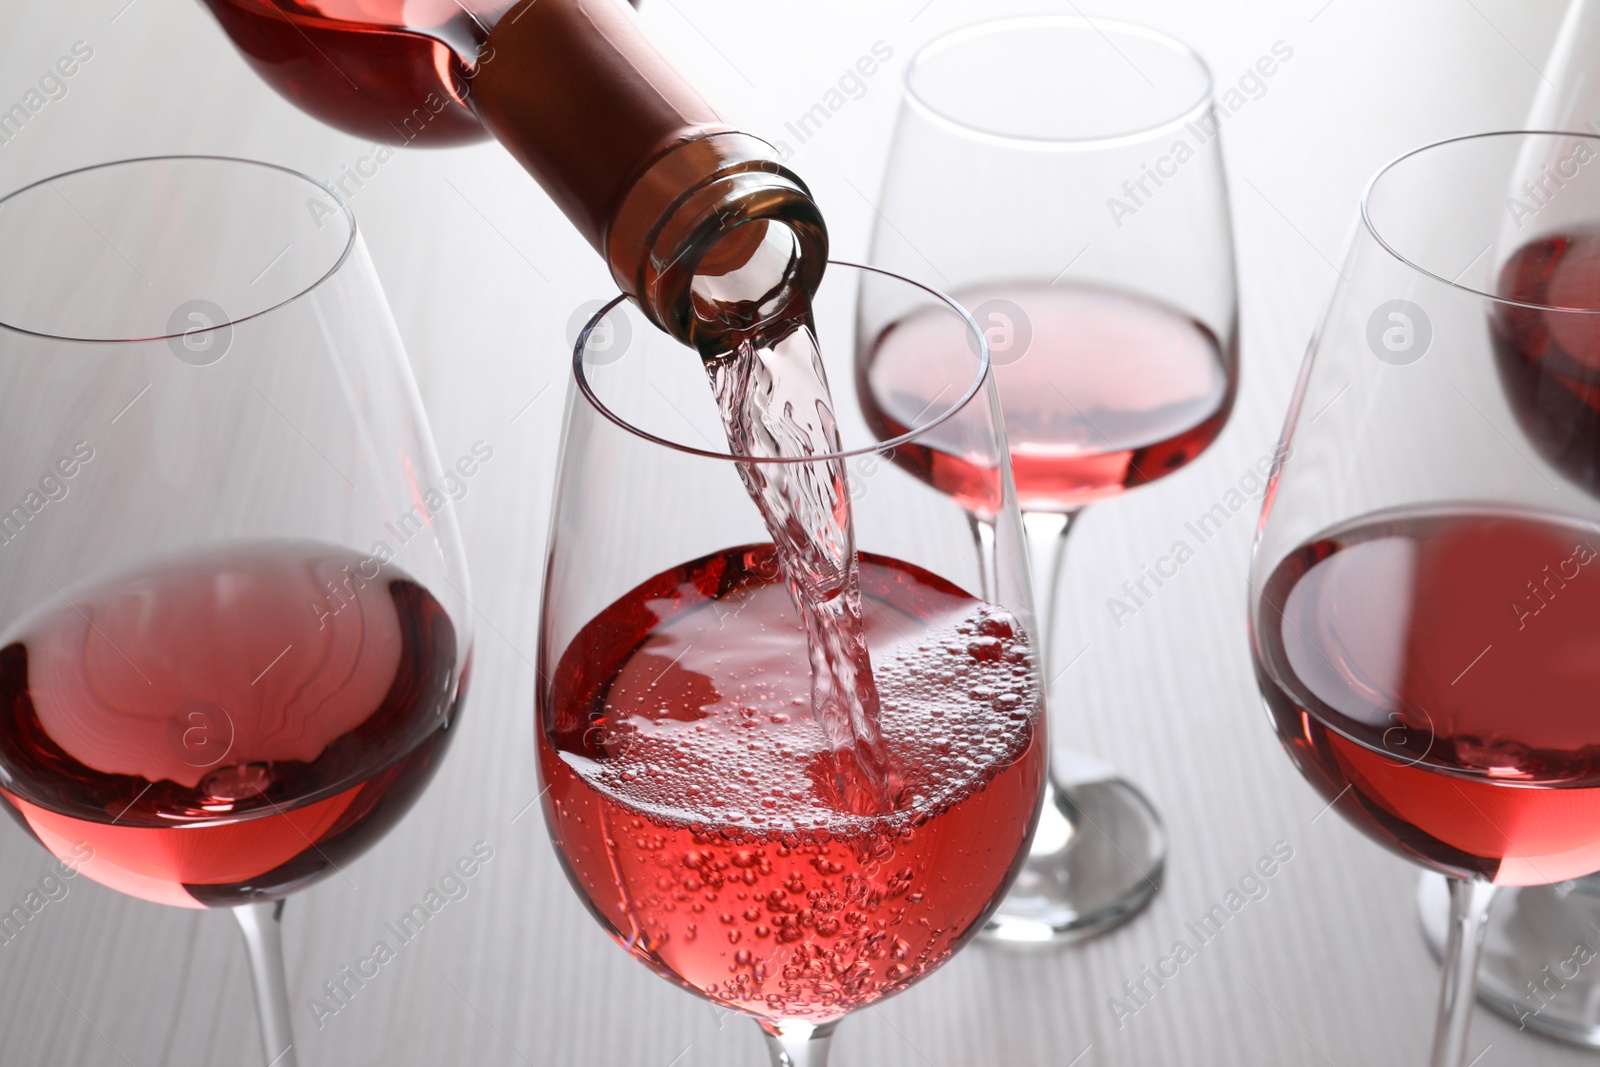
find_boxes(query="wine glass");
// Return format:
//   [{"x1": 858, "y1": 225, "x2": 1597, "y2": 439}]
[
  {"x1": 0, "y1": 156, "x2": 473, "y2": 1067},
  {"x1": 1414, "y1": 7, "x2": 1600, "y2": 1044},
  {"x1": 1249, "y1": 131, "x2": 1600, "y2": 1067},
  {"x1": 538, "y1": 261, "x2": 1047, "y2": 1065},
  {"x1": 861, "y1": 15, "x2": 1237, "y2": 942}
]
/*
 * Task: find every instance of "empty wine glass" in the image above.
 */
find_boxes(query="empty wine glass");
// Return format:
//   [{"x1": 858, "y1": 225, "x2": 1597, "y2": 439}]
[
  {"x1": 538, "y1": 262, "x2": 1047, "y2": 1065},
  {"x1": 862, "y1": 16, "x2": 1238, "y2": 942},
  {"x1": 1249, "y1": 131, "x2": 1600, "y2": 1066},
  {"x1": 0, "y1": 156, "x2": 473, "y2": 1067}
]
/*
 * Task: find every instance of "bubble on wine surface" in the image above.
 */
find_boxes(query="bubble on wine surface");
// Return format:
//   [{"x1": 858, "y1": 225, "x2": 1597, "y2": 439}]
[{"x1": 564, "y1": 574, "x2": 1040, "y2": 839}]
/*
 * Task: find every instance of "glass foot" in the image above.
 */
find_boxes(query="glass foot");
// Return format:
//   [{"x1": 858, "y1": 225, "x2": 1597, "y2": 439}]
[
  {"x1": 981, "y1": 753, "x2": 1166, "y2": 945},
  {"x1": 1418, "y1": 871, "x2": 1600, "y2": 1047}
]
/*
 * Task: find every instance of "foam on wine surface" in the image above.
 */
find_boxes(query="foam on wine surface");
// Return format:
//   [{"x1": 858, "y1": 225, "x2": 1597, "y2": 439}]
[{"x1": 566, "y1": 553, "x2": 1033, "y2": 833}]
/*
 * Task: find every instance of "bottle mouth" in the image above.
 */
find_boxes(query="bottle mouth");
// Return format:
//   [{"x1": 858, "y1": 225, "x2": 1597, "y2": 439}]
[
  {"x1": 644, "y1": 169, "x2": 829, "y2": 350},
  {"x1": 573, "y1": 260, "x2": 992, "y2": 464},
  {"x1": 686, "y1": 219, "x2": 812, "y2": 357},
  {"x1": 603, "y1": 133, "x2": 829, "y2": 348},
  {"x1": 0, "y1": 155, "x2": 356, "y2": 344}
]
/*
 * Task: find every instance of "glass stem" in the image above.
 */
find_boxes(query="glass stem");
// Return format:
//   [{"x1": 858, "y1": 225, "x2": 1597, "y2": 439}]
[
  {"x1": 1021, "y1": 509, "x2": 1074, "y2": 662},
  {"x1": 1021, "y1": 510, "x2": 1085, "y2": 847},
  {"x1": 1429, "y1": 877, "x2": 1498, "y2": 1067},
  {"x1": 233, "y1": 899, "x2": 300, "y2": 1067},
  {"x1": 760, "y1": 1021, "x2": 837, "y2": 1067}
]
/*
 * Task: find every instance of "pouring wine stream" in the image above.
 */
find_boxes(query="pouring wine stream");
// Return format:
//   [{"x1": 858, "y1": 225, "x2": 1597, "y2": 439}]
[{"x1": 691, "y1": 226, "x2": 900, "y2": 815}]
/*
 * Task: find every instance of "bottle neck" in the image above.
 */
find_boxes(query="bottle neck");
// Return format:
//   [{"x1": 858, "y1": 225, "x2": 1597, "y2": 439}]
[{"x1": 470, "y1": 0, "x2": 826, "y2": 346}]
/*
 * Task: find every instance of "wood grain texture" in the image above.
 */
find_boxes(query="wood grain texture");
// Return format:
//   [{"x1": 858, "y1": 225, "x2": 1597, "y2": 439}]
[{"x1": 0, "y1": 1, "x2": 1587, "y2": 1064}]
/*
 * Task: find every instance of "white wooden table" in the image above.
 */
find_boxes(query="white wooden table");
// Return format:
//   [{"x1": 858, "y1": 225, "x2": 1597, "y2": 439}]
[{"x1": 0, "y1": 1, "x2": 1587, "y2": 1064}]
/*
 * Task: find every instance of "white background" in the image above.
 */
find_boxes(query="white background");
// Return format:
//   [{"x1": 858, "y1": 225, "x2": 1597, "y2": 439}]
[{"x1": 0, "y1": 1, "x2": 1586, "y2": 1064}]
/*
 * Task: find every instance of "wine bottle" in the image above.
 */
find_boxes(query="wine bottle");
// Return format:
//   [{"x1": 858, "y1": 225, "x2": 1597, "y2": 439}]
[{"x1": 200, "y1": 0, "x2": 827, "y2": 346}]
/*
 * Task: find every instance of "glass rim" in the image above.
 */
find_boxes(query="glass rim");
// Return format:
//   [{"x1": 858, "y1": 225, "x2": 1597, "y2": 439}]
[
  {"x1": 1361, "y1": 129, "x2": 1600, "y2": 316},
  {"x1": 0, "y1": 154, "x2": 359, "y2": 344},
  {"x1": 903, "y1": 14, "x2": 1215, "y2": 150},
  {"x1": 572, "y1": 259, "x2": 991, "y2": 465}
]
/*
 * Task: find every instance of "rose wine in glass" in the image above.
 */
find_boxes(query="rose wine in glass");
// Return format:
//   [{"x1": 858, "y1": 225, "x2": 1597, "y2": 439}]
[
  {"x1": 863, "y1": 16, "x2": 1239, "y2": 942},
  {"x1": 542, "y1": 546, "x2": 1043, "y2": 1017},
  {"x1": 1492, "y1": 228, "x2": 1600, "y2": 498},
  {"x1": 540, "y1": 262, "x2": 1045, "y2": 1065},
  {"x1": 1255, "y1": 507, "x2": 1600, "y2": 885},
  {"x1": 0, "y1": 156, "x2": 472, "y2": 1067},
  {"x1": 862, "y1": 282, "x2": 1233, "y2": 512},
  {"x1": 0, "y1": 543, "x2": 460, "y2": 908}
]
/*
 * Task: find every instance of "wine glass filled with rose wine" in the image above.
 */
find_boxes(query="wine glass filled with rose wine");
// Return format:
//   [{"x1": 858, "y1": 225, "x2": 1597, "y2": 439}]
[
  {"x1": 1250, "y1": 131, "x2": 1600, "y2": 1067},
  {"x1": 538, "y1": 262, "x2": 1047, "y2": 1065},
  {"x1": 0, "y1": 156, "x2": 472, "y2": 1067},
  {"x1": 860, "y1": 16, "x2": 1239, "y2": 943}
]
